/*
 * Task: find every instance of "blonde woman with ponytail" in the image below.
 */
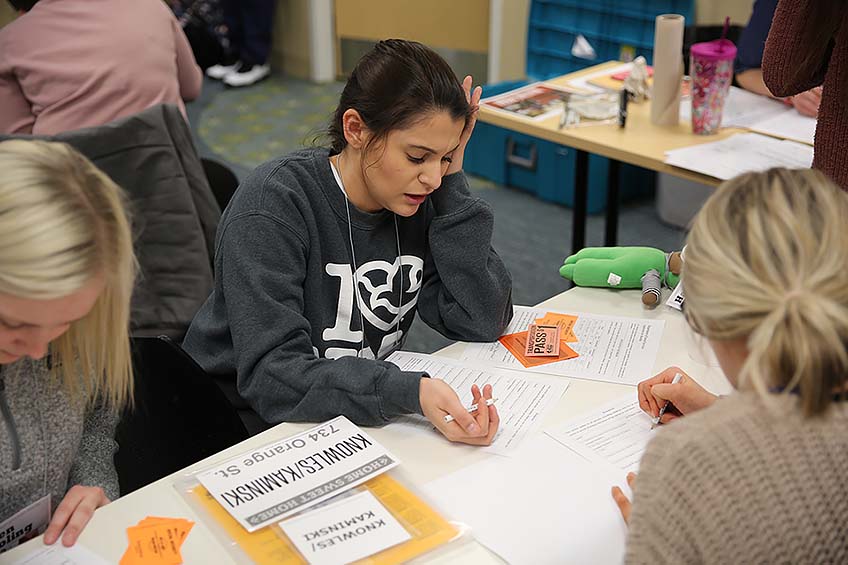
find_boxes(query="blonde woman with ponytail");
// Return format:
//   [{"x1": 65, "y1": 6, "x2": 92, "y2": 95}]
[
  {"x1": 612, "y1": 168, "x2": 848, "y2": 563},
  {"x1": 0, "y1": 140, "x2": 135, "y2": 549}
]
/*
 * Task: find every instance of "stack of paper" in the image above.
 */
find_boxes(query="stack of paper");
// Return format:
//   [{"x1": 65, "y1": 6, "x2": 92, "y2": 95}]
[
  {"x1": 664, "y1": 133, "x2": 814, "y2": 180},
  {"x1": 119, "y1": 516, "x2": 194, "y2": 565}
]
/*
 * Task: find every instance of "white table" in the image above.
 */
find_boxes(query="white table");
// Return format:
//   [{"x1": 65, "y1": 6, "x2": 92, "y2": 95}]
[{"x1": 0, "y1": 287, "x2": 732, "y2": 564}]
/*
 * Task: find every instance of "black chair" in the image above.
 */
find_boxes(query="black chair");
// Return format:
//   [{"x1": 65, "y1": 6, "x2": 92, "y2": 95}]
[
  {"x1": 201, "y1": 157, "x2": 240, "y2": 211},
  {"x1": 114, "y1": 336, "x2": 249, "y2": 495}
]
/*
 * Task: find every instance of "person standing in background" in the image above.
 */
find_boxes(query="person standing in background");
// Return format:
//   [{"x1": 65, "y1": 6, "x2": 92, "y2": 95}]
[
  {"x1": 205, "y1": 0, "x2": 276, "y2": 88},
  {"x1": 763, "y1": 0, "x2": 848, "y2": 190},
  {"x1": 0, "y1": 0, "x2": 202, "y2": 135},
  {"x1": 735, "y1": 0, "x2": 821, "y2": 117}
]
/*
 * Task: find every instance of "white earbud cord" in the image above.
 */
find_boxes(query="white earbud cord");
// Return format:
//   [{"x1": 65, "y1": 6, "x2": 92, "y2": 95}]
[{"x1": 330, "y1": 153, "x2": 403, "y2": 358}]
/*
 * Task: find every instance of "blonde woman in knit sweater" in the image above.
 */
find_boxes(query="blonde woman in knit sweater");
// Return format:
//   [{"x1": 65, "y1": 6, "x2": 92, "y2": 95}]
[
  {"x1": 0, "y1": 140, "x2": 135, "y2": 550},
  {"x1": 611, "y1": 168, "x2": 848, "y2": 563}
]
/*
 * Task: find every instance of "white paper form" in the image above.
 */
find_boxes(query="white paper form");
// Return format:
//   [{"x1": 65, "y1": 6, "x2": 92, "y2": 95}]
[
  {"x1": 424, "y1": 434, "x2": 630, "y2": 565},
  {"x1": 386, "y1": 352, "x2": 569, "y2": 455},
  {"x1": 9, "y1": 543, "x2": 110, "y2": 565},
  {"x1": 460, "y1": 305, "x2": 664, "y2": 386},
  {"x1": 546, "y1": 395, "x2": 655, "y2": 474},
  {"x1": 664, "y1": 133, "x2": 814, "y2": 181},
  {"x1": 718, "y1": 86, "x2": 789, "y2": 129},
  {"x1": 750, "y1": 110, "x2": 816, "y2": 146}
]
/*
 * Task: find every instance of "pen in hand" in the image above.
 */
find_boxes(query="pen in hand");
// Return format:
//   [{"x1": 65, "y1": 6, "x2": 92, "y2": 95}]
[
  {"x1": 651, "y1": 372, "x2": 682, "y2": 429},
  {"x1": 444, "y1": 398, "x2": 498, "y2": 423}
]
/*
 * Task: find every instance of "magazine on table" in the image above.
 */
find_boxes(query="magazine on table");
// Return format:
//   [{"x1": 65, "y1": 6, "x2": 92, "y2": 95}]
[{"x1": 482, "y1": 82, "x2": 577, "y2": 120}]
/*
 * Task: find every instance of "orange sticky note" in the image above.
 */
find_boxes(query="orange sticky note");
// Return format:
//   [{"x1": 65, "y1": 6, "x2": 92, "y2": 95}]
[
  {"x1": 499, "y1": 330, "x2": 578, "y2": 368},
  {"x1": 535, "y1": 313, "x2": 578, "y2": 342}
]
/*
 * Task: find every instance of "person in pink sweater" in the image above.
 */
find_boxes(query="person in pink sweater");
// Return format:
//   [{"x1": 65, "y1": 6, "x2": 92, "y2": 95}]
[{"x1": 0, "y1": 0, "x2": 203, "y2": 135}]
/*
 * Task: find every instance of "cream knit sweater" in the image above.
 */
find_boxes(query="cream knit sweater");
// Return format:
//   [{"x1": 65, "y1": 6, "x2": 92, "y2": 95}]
[{"x1": 625, "y1": 392, "x2": 848, "y2": 564}]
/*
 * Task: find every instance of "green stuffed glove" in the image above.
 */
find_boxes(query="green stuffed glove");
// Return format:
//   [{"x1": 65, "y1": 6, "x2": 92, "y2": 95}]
[{"x1": 559, "y1": 247, "x2": 668, "y2": 288}]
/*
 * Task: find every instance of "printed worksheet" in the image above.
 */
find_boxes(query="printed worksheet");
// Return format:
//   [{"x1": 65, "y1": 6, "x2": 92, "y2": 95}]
[
  {"x1": 664, "y1": 133, "x2": 813, "y2": 181},
  {"x1": 387, "y1": 352, "x2": 569, "y2": 455},
  {"x1": 460, "y1": 306, "x2": 665, "y2": 385},
  {"x1": 546, "y1": 395, "x2": 655, "y2": 473}
]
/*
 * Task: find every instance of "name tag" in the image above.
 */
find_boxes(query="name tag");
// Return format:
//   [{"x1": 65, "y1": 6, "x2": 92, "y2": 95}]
[{"x1": 0, "y1": 495, "x2": 51, "y2": 553}]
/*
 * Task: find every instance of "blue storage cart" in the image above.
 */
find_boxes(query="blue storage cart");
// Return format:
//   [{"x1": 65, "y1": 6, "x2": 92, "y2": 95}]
[{"x1": 464, "y1": 0, "x2": 696, "y2": 244}]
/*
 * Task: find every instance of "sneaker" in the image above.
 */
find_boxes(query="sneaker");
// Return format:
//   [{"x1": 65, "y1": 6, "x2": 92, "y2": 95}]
[
  {"x1": 206, "y1": 61, "x2": 242, "y2": 80},
  {"x1": 223, "y1": 63, "x2": 271, "y2": 87}
]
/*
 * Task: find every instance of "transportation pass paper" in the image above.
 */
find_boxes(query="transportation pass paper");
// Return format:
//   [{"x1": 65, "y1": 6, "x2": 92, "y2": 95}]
[
  {"x1": 498, "y1": 330, "x2": 579, "y2": 368},
  {"x1": 280, "y1": 491, "x2": 411, "y2": 565},
  {"x1": 119, "y1": 516, "x2": 194, "y2": 565},
  {"x1": 196, "y1": 416, "x2": 399, "y2": 532}
]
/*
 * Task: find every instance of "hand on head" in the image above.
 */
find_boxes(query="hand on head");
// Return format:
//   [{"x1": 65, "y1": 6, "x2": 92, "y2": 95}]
[
  {"x1": 43, "y1": 485, "x2": 110, "y2": 547},
  {"x1": 420, "y1": 379, "x2": 499, "y2": 445},
  {"x1": 637, "y1": 366, "x2": 717, "y2": 424},
  {"x1": 445, "y1": 75, "x2": 483, "y2": 176}
]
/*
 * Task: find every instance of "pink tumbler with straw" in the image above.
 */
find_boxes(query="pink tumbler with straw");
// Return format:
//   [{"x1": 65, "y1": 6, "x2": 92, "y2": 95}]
[{"x1": 690, "y1": 38, "x2": 737, "y2": 135}]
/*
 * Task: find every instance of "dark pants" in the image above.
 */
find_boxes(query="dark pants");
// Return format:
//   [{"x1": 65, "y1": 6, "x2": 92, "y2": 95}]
[{"x1": 222, "y1": 0, "x2": 276, "y2": 66}]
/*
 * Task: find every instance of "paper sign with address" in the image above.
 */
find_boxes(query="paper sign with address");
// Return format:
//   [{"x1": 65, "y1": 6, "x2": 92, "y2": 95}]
[
  {"x1": 196, "y1": 416, "x2": 399, "y2": 532},
  {"x1": 281, "y1": 490, "x2": 411, "y2": 565}
]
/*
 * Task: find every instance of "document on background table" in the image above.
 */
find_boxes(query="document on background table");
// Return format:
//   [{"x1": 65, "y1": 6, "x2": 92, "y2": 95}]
[
  {"x1": 386, "y1": 352, "x2": 569, "y2": 455},
  {"x1": 718, "y1": 86, "x2": 789, "y2": 129},
  {"x1": 481, "y1": 82, "x2": 576, "y2": 120},
  {"x1": 460, "y1": 306, "x2": 664, "y2": 386},
  {"x1": 546, "y1": 395, "x2": 655, "y2": 474},
  {"x1": 10, "y1": 543, "x2": 110, "y2": 565},
  {"x1": 424, "y1": 434, "x2": 629, "y2": 565},
  {"x1": 749, "y1": 110, "x2": 817, "y2": 146},
  {"x1": 664, "y1": 133, "x2": 814, "y2": 181}
]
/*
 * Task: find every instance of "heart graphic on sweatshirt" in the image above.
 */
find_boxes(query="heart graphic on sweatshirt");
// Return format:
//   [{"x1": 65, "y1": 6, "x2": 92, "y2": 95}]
[{"x1": 354, "y1": 255, "x2": 423, "y2": 332}]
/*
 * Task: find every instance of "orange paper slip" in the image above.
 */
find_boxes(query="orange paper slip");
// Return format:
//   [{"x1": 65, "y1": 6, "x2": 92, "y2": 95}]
[
  {"x1": 120, "y1": 516, "x2": 194, "y2": 565},
  {"x1": 499, "y1": 330, "x2": 578, "y2": 369},
  {"x1": 534, "y1": 313, "x2": 578, "y2": 342}
]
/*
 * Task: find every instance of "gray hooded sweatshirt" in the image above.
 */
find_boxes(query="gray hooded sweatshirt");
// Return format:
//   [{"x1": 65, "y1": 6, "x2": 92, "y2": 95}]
[
  {"x1": 183, "y1": 147, "x2": 513, "y2": 427},
  {"x1": 0, "y1": 359, "x2": 120, "y2": 524}
]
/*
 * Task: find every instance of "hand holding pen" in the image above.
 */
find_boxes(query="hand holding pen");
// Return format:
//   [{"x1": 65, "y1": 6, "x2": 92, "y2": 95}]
[
  {"x1": 638, "y1": 366, "x2": 718, "y2": 425},
  {"x1": 651, "y1": 372, "x2": 682, "y2": 428}
]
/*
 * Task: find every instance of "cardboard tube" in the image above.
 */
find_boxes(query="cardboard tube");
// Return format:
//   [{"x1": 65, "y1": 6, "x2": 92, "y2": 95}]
[{"x1": 651, "y1": 14, "x2": 685, "y2": 126}]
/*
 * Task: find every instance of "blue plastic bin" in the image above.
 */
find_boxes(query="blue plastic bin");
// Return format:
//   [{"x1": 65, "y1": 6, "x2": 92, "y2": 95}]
[{"x1": 464, "y1": 0, "x2": 694, "y2": 212}]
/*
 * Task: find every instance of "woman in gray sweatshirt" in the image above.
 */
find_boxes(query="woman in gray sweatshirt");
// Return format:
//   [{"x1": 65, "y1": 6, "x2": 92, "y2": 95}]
[
  {"x1": 0, "y1": 140, "x2": 135, "y2": 551},
  {"x1": 184, "y1": 39, "x2": 514, "y2": 442}
]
